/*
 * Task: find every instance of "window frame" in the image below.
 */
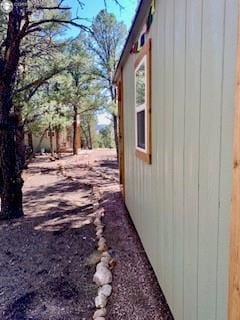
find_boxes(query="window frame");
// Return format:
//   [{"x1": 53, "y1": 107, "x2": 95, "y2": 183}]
[
  {"x1": 135, "y1": 55, "x2": 147, "y2": 152},
  {"x1": 134, "y1": 39, "x2": 152, "y2": 164}
]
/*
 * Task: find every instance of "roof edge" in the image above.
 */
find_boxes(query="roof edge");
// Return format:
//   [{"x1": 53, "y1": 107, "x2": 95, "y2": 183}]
[{"x1": 113, "y1": 0, "x2": 151, "y2": 83}]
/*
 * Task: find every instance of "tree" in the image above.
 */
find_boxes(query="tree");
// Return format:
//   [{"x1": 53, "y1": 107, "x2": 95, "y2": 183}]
[
  {"x1": 98, "y1": 125, "x2": 114, "y2": 148},
  {"x1": 0, "y1": 0, "x2": 83, "y2": 219},
  {"x1": 81, "y1": 111, "x2": 99, "y2": 149},
  {"x1": 87, "y1": 10, "x2": 127, "y2": 156},
  {"x1": 62, "y1": 38, "x2": 104, "y2": 154},
  {"x1": 0, "y1": 0, "x2": 123, "y2": 219},
  {"x1": 17, "y1": 44, "x2": 71, "y2": 160},
  {"x1": 23, "y1": 73, "x2": 72, "y2": 155},
  {"x1": 23, "y1": 44, "x2": 104, "y2": 156}
]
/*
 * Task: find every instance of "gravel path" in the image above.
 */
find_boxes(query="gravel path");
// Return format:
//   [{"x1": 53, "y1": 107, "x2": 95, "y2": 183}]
[
  {"x1": 0, "y1": 150, "x2": 173, "y2": 320},
  {"x1": 100, "y1": 186, "x2": 173, "y2": 320}
]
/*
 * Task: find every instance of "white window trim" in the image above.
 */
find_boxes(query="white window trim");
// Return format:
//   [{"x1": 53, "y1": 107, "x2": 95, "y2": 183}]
[{"x1": 135, "y1": 55, "x2": 148, "y2": 153}]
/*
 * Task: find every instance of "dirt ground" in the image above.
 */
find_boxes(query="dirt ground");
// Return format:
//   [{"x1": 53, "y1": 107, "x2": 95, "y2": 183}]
[{"x1": 0, "y1": 149, "x2": 173, "y2": 320}]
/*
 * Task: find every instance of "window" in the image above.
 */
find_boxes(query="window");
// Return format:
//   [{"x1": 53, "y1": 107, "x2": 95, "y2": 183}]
[
  {"x1": 134, "y1": 39, "x2": 152, "y2": 164},
  {"x1": 137, "y1": 110, "x2": 145, "y2": 149}
]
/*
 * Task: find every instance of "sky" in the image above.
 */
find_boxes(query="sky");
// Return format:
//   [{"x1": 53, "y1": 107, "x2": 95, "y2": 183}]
[
  {"x1": 63, "y1": 0, "x2": 138, "y2": 125},
  {"x1": 63, "y1": 0, "x2": 138, "y2": 40}
]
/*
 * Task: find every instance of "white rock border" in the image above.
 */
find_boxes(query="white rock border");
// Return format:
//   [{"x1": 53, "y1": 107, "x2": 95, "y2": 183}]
[{"x1": 92, "y1": 188, "x2": 116, "y2": 320}]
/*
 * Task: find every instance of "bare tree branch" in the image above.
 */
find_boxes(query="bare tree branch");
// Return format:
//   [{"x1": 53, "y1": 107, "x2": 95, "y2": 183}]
[
  {"x1": 34, "y1": 6, "x2": 71, "y2": 10},
  {"x1": 24, "y1": 18, "x2": 92, "y2": 37},
  {"x1": 16, "y1": 67, "x2": 66, "y2": 93}
]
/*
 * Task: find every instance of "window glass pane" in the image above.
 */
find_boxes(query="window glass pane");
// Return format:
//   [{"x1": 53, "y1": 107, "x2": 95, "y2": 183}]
[
  {"x1": 137, "y1": 110, "x2": 145, "y2": 149},
  {"x1": 136, "y1": 62, "x2": 146, "y2": 106}
]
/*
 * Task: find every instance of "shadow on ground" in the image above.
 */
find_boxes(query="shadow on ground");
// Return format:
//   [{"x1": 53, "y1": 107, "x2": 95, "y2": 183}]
[{"x1": 0, "y1": 167, "x2": 97, "y2": 320}]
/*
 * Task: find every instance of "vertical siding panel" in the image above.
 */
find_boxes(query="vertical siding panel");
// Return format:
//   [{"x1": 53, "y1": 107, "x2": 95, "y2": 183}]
[
  {"x1": 217, "y1": 1, "x2": 237, "y2": 319},
  {"x1": 132, "y1": 55, "x2": 137, "y2": 225},
  {"x1": 161, "y1": 0, "x2": 168, "y2": 293},
  {"x1": 163, "y1": 0, "x2": 174, "y2": 306},
  {"x1": 198, "y1": 0, "x2": 225, "y2": 319},
  {"x1": 142, "y1": 164, "x2": 150, "y2": 256},
  {"x1": 122, "y1": 67, "x2": 129, "y2": 208},
  {"x1": 152, "y1": 0, "x2": 166, "y2": 289},
  {"x1": 146, "y1": 168, "x2": 155, "y2": 264},
  {"x1": 184, "y1": 0, "x2": 202, "y2": 319},
  {"x1": 172, "y1": 0, "x2": 186, "y2": 318},
  {"x1": 141, "y1": 162, "x2": 144, "y2": 241},
  {"x1": 131, "y1": 58, "x2": 135, "y2": 221},
  {"x1": 158, "y1": 0, "x2": 165, "y2": 285},
  {"x1": 143, "y1": 167, "x2": 148, "y2": 249},
  {"x1": 144, "y1": 33, "x2": 155, "y2": 262},
  {"x1": 132, "y1": 53, "x2": 136, "y2": 222},
  {"x1": 134, "y1": 46, "x2": 139, "y2": 225},
  {"x1": 150, "y1": 29, "x2": 156, "y2": 271},
  {"x1": 148, "y1": 9, "x2": 158, "y2": 265},
  {"x1": 152, "y1": 0, "x2": 167, "y2": 291},
  {"x1": 132, "y1": 55, "x2": 139, "y2": 228},
  {"x1": 149, "y1": 169, "x2": 155, "y2": 266},
  {"x1": 150, "y1": 4, "x2": 160, "y2": 278},
  {"x1": 139, "y1": 161, "x2": 143, "y2": 233},
  {"x1": 123, "y1": 64, "x2": 129, "y2": 209},
  {"x1": 123, "y1": 56, "x2": 135, "y2": 217}
]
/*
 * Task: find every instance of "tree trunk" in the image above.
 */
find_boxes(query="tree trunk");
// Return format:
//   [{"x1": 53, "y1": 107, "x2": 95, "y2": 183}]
[
  {"x1": 87, "y1": 121, "x2": 92, "y2": 149},
  {"x1": 73, "y1": 107, "x2": 81, "y2": 155},
  {"x1": 27, "y1": 130, "x2": 35, "y2": 161},
  {"x1": 0, "y1": 1, "x2": 27, "y2": 219},
  {"x1": 14, "y1": 106, "x2": 26, "y2": 172},
  {"x1": 81, "y1": 125, "x2": 88, "y2": 149},
  {"x1": 25, "y1": 130, "x2": 34, "y2": 169},
  {"x1": 36, "y1": 128, "x2": 47, "y2": 152},
  {"x1": 28, "y1": 131, "x2": 33, "y2": 151},
  {"x1": 49, "y1": 127, "x2": 54, "y2": 156},
  {"x1": 55, "y1": 126, "x2": 60, "y2": 155},
  {"x1": 0, "y1": 115, "x2": 24, "y2": 219}
]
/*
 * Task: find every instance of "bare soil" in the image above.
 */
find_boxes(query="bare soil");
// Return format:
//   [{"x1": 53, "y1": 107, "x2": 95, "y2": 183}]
[{"x1": 0, "y1": 149, "x2": 173, "y2": 320}]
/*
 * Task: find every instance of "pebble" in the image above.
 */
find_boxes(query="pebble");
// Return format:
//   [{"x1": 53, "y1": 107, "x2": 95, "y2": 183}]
[
  {"x1": 94, "y1": 218, "x2": 101, "y2": 227},
  {"x1": 98, "y1": 237, "x2": 106, "y2": 247},
  {"x1": 97, "y1": 243, "x2": 108, "y2": 252},
  {"x1": 94, "y1": 318, "x2": 105, "y2": 320},
  {"x1": 98, "y1": 284, "x2": 112, "y2": 297},
  {"x1": 93, "y1": 308, "x2": 107, "y2": 318},
  {"x1": 96, "y1": 231, "x2": 103, "y2": 239},
  {"x1": 95, "y1": 294, "x2": 107, "y2": 308},
  {"x1": 96, "y1": 225, "x2": 104, "y2": 232},
  {"x1": 101, "y1": 251, "x2": 111, "y2": 259},
  {"x1": 93, "y1": 263, "x2": 112, "y2": 286},
  {"x1": 96, "y1": 231, "x2": 103, "y2": 237},
  {"x1": 96, "y1": 262, "x2": 106, "y2": 270},
  {"x1": 101, "y1": 256, "x2": 110, "y2": 266}
]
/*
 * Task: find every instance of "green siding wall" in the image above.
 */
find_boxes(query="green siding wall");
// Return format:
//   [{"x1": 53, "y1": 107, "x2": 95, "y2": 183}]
[{"x1": 122, "y1": 0, "x2": 238, "y2": 319}]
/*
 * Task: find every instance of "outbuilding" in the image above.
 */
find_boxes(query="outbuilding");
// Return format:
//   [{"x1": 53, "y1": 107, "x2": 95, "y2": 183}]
[{"x1": 114, "y1": 0, "x2": 240, "y2": 319}]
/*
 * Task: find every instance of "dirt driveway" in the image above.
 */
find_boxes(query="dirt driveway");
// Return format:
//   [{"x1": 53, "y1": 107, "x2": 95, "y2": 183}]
[{"x1": 0, "y1": 149, "x2": 173, "y2": 320}]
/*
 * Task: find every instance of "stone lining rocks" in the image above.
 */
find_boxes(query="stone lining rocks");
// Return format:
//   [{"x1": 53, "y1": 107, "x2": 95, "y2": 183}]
[{"x1": 92, "y1": 189, "x2": 116, "y2": 320}]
